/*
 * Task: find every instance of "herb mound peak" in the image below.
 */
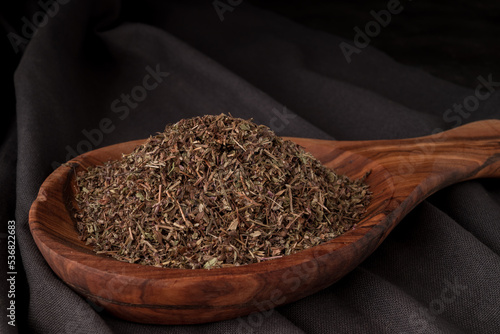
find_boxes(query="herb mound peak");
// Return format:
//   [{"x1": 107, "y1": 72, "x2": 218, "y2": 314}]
[{"x1": 75, "y1": 114, "x2": 371, "y2": 269}]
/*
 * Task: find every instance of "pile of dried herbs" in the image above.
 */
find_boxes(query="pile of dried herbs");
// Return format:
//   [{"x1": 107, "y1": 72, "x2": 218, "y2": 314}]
[{"x1": 74, "y1": 114, "x2": 371, "y2": 269}]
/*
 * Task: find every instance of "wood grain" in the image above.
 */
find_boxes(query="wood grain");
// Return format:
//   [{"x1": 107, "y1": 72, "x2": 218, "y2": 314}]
[{"x1": 29, "y1": 120, "x2": 500, "y2": 324}]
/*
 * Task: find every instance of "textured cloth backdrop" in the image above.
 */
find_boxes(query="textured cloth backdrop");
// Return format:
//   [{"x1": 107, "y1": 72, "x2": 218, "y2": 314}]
[{"x1": 1, "y1": 1, "x2": 500, "y2": 333}]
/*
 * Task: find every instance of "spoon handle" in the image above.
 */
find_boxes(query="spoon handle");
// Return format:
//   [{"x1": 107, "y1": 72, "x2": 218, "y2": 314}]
[
  {"x1": 289, "y1": 119, "x2": 500, "y2": 220},
  {"x1": 337, "y1": 119, "x2": 500, "y2": 183}
]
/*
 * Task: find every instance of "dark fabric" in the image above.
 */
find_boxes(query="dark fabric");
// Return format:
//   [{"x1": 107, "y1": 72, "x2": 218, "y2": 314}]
[{"x1": 1, "y1": 1, "x2": 500, "y2": 333}]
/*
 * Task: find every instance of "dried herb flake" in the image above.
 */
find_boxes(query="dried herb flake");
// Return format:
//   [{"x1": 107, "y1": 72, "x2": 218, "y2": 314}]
[{"x1": 74, "y1": 114, "x2": 371, "y2": 269}]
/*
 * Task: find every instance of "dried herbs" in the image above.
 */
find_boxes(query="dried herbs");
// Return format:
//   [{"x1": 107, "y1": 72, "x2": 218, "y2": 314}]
[{"x1": 74, "y1": 114, "x2": 371, "y2": 269}]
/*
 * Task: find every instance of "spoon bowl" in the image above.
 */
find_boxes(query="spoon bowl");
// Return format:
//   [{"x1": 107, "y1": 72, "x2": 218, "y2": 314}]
[{"x1": 29, "y1": 120, "x2": 500, "y2": 324}]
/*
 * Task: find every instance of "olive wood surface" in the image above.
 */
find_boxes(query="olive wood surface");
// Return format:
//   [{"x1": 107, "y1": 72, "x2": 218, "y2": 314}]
[{"x1": 29, "y1": 120, "x2": 500, "y2": 324}]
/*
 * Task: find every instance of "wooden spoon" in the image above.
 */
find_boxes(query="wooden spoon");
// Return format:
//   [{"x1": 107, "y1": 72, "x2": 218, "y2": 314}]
[{"x1": 29, "y1": 119, "x2": 500, "y2": 325}]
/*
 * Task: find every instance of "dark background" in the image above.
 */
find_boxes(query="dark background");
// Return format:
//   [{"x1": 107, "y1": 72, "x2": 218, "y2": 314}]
[
  {"x1": 2, "y1": 1, "x2": 500, "y2": 132},
  {"x1": 249, "y1": 0, "x2": 500, "y2": 89},
  {"x1": 1, "y1": 1, "x2": 499, "y2": 333}
]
